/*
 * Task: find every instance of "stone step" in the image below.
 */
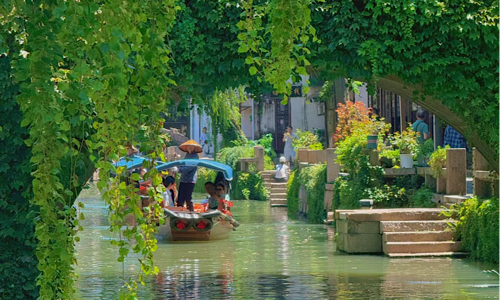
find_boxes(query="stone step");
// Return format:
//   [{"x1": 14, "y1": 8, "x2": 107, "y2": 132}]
[
  {"x1": 383, "y1": 241, "x2": 462, "y2": 254},
  {"x1": 380, "y1": 220, "x2": 456, "y2": 233},
  {"x1": 336, "y1": 208, "x2": 449, "y2": 222},
  {"x1": 260, "y1": 170, "x2": 277, "y2": 175},
  {"x1": 324, "y1": 211, "x2": 334, "y2": 225},
  {"x1": 269, "y1": 193, "x2": 287, "y2": 199},
  {"x1": 271, "y1": 187, "x2": 287, "y2": 193},
  {"x1": 387, "y1": 252, "x2": 468, "y2": 258},
  {"x1": 270, "y1": 199, "x2": 287, "y2": 207},
  {"x1": 265, "y1": 182, "x2": 288, "y2": 187},
  {"x1": 383, "y1": 231, "x2": 456, "y2": 243}
]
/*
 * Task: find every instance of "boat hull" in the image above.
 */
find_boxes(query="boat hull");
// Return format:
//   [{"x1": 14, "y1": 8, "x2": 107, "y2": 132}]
[{"x1": 157, "y1": 209, "x2": 235, "y2": 242}]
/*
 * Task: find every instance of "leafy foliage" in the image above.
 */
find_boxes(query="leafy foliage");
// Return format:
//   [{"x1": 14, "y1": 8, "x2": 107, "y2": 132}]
[
  {"x1": 429, "y1": 146, "x2": 450, "y2": 178},
  {"x1": 389, "y1": 127, "x2": 419, "y2": 155},
  {"x1": 334, "y1": 101, "x2": 370, "y2": 144},
  {"x1": 286, "y1": 169, "x2": 300, "y2": 217},
  {"x1": 248, "y1": 133, "x2": 277, "y2": 159},
  {"x1": 450, "y1": 197, "x2": 499, "y2": 263},
  {"x1": 0, "y1": 55, "x2": 39, "y2": 300},
  {"x1": 407, "y1": 187, "x2": 435, "y2": 208},
  {"x1": 300, "y1": 164, "x2": 327, "y2": 223},
  {"x1": 232, "y1": 171, "x2": 268, "y2": 200},
  {"x1": 379, "y1": 149, "x2": 400, "y2": 168},
  {"x1": 292, "y1": 129, "x2": 324, "y2": 151},
  {"x1": 204, "y1": 87, "x2": 248, "y2": 152},
  {"x1": 193, "y1": 169, "x2": 218, "y2": 194},
  {"x1": 286, "y1": 164, "x2": 327, "y2": 223}
]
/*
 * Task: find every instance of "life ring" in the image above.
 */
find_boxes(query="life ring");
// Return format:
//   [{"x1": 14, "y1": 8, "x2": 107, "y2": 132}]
[
  {"x1": 193, "y1": 218, "x2": 213, "y2": 232},
  {"x1": 170, "y1": 218, "x2": 193, "y2": 232}
]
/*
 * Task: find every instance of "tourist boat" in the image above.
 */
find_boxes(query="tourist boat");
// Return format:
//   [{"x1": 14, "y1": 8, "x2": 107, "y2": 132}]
[
  {"x1": 112, "y1": 156, "x2": 239, "y2": 241},
  {"x1": 154, "y1": 159, "x2": 238, "y2": 241}
]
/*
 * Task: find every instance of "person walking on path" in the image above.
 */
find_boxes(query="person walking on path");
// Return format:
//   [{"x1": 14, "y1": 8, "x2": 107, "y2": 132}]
[
  {"x1": 283, "y1": 126, "x2": 297, "y2": 167},
  {"x1": 444, "y1": 126, "x2": 469, "y2": 150},
  {"x1": 411, "y1": 110, "x2": 429, "y2": 144},
  {"x1": 177, "y1": 140, "x2": 202, "y2": 211}
]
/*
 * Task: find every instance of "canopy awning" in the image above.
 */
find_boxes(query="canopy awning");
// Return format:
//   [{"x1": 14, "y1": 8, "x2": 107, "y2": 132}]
[
  {"x1": 113, "y1": 156, "x2": 147, "y2": 170},
  {"x1": 156, "y1": 159, "x2": 233, "y2": 181}
]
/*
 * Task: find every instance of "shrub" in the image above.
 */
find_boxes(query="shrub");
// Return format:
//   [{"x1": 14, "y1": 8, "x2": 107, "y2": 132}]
[
  {"x1": 407, "y1": 187, "x2": 435, "y2": 208},
  {"x1": 286, "y1": 169, "x2": 300, "y2": 217},
  {"x1": 429, "y1": 145, "x2": 449, "y2": 177},
  {"x1": 232, "y1": 171, "x2": 267, "y2": 200},
  {"x1": 299, "y1": 164, "x2": 327, "y2": 224},
  {"x1": 293, "y1": 129, "x2": 323, "y2": 151},
  {"x1": 379, "y1": 149, "x2": 400, "y2": 167},
  {"x1": 193, "y1": 168, "x2": 217, "y2": 194},
  {"x1": 450, "y1": 197, "x2": 499, "y2": 263},
  {"x1": 334, "y1": 101, "x2": 370, "y2": 144},
  {"x1": 389, "y1": 127, "x2": 419, "y2": 155}
]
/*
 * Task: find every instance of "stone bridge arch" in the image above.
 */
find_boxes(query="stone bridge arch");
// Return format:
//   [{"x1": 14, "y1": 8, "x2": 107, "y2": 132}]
[{"x1": 375, "y1": 76, "x2": 497, "y2": 171}]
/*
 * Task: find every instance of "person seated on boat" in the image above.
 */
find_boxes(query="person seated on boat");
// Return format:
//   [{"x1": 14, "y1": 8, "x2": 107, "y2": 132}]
[
  {"x1": 275, "y1": 156, "x2": 290, "y2": 182},
  {"x1": 216, "y1": 183, "x2": 229, "y2": 201},
  {"x1": 204, "y1": 182, "x2": 219, "y2": 210},
  {"x1": 161, "y1": 176, "x2": 176, "y2": 208}
]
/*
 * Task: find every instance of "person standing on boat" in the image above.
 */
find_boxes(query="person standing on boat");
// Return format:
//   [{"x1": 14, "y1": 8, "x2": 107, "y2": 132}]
[
  {"x1": 283, "y1": 126, "x2": 296, "y2": 167},
  {"x1": 177, "y1": 140, "x2": 202, "y2": 211}
]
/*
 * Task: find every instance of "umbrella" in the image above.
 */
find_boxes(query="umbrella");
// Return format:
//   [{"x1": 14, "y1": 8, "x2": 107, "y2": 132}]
[{"x1": 179, "y1": 140, "x2": 202, "y2": 153}]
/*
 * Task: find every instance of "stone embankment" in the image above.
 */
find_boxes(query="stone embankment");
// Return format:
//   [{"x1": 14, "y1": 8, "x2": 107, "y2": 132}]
[{"x1": 335, "y1": 208, "x2": 466, "y2": 258}]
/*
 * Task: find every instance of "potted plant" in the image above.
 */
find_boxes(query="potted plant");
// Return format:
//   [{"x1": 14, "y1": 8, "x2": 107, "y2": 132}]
[
  {"x1": 390, "y1": 128, "x2": 419, "y2": 168},
  {"x1": 416, "y1": 139, "x2": 434, "y2": 167},
  {"x1": 428, "y1": 145, "x2": 449, "y2": 178}
]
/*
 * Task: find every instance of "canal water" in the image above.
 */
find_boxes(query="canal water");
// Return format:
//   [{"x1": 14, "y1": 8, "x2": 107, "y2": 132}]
[{"x1": 75, "y1": 184, "x2": 498, "y2": 299}]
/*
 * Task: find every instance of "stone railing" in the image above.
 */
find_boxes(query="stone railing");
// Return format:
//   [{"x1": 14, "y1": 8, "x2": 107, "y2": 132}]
[
  {"x1": 295, "y1": 148, "x2": 340, "y2": 215},
  {"x1": 238, "y1": 146, "x2": 265, "y2": 172}
]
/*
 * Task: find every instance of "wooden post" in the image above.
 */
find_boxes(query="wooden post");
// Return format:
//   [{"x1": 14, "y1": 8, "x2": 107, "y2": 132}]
[
  {"x1": 446, "y1": 148, "x2": 467, "y2": 195},
  {"x1": 254, "y1": 146, "x2": 265, "y2": 172},
  {"x1": 473, "y1": 148, "x2": 489, "y2": 197},
  {"x1": 326, "y1": 148, "x2": 340, "y2": 183}
]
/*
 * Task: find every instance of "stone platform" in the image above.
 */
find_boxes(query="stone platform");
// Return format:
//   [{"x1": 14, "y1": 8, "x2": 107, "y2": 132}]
[{"x1": 335, "y1": 208, "x2": 464, "y2": 257}]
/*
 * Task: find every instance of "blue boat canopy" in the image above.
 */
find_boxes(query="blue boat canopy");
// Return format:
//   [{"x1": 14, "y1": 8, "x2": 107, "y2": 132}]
[
  {"x1": 156, "y1": 159, "x2": 233, "y2": 181},
  {"x1": 113, "y1": 156, "x2": 147, "y2": 170}
]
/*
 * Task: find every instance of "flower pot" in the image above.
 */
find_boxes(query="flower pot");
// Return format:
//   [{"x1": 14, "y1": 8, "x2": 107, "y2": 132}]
[
  {"x1": 400, "y1": 154, "x2": 414, "y2": 168},
  {"x1": 367, "y1": 135, "x2": 378, "y2": 149}
]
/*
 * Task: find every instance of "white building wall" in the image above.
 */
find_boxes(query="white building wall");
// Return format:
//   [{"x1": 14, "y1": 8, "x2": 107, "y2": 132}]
[
  {"x1": 259, "y1": 101, "x2": 276, "y2": 135},
  {"x1": 354, "y1": 83, "x2": 369, "y2": 107}
]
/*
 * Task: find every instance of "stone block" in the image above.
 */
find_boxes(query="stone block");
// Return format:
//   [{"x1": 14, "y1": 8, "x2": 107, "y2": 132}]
[
  {"x1": 446, "y1": 148, "x2": 466, "y2": 195},
  {"x1": 254, "y1": 146, "x2": 265, "y2": 171},
  {"x1": 324, "y1": 189, "x2": 334, "y2": 210},
  {"x1": 308, "y1": 150, "x2": 318, "y2": 164},
  {"x1": 326, "y1": 149, "x2": 340, "y2": 183},
  {"x1": 297, "y1": 148, "x2": 308, "y2": 163},
  {"x1": 336, "y1": 233, "x2": 382, "y2": 253},
  {"x1": 336, "y1": 220, "x2": 381, "y2": 234},
  {"x1": 316, "y1": 150, "x2": 327, "y2": 164}
]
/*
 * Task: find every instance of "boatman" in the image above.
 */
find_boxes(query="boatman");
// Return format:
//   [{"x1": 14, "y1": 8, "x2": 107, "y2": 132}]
[{"x1": 177, "y1": 140, "x2": 202, "y2": 211}]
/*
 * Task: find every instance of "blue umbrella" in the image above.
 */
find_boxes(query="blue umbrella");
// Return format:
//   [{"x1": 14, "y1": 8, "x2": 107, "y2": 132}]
[
  {"x1": 155, "y1": 159, "x2": 233, "y2": 181},
  {"x1": 113, "y1": 155, "x2": 147, "y2": 170}
]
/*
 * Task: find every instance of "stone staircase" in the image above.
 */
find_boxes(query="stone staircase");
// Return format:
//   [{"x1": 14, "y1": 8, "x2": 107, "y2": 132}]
[
  {"x1": 381, "y1": 214, "x2": 465, "y2": 258},
  {"x1": 260, "y1": 170, "x2": 288, "y2": 207},
  {"x1": 336, "y1": 208, "x2": 467, "y2": 257}
]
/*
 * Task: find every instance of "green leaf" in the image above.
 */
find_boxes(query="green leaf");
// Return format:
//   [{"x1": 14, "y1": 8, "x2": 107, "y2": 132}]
[{"x1": 249, "y1": 66, "x2": 258, "y2": 75}]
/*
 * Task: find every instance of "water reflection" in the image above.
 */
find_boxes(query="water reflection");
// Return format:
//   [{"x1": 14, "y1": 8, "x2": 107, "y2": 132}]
[{"x1": 75, "y1": 184, "x2": 499, "y2": 299}]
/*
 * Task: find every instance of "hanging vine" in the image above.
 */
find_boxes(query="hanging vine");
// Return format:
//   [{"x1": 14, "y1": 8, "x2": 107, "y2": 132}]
[
  {"x1": 1, "y1": 0, "x2": 178, "y2": 298},
  {"x1": 237, "y1": 0, "x2": 318, "y2": 103}
]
